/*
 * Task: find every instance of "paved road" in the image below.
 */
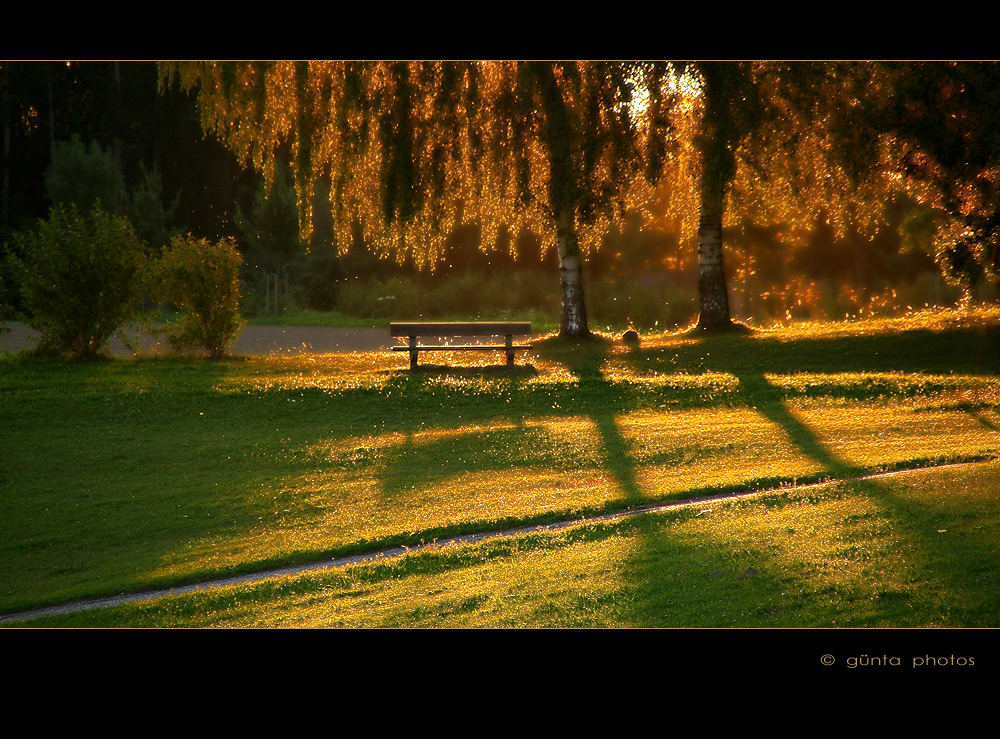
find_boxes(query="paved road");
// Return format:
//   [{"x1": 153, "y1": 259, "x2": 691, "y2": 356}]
[{"x1": 0, "y1": 322, "x2": 395, "y2": 356}]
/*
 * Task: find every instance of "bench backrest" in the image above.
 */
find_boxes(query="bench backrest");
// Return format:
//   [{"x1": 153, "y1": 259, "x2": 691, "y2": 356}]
[{"x1": 390, "y1": 322, "x2": 531, "y2": 337}]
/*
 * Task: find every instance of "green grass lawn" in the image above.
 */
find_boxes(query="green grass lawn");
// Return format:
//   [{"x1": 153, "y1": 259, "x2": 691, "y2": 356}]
[
  {"x1": 3, "y1": 307, "x2": 1000, "y2": 627},
  {"x1": 30, "y1": 460, "x2": 1000, "y2": 628}
]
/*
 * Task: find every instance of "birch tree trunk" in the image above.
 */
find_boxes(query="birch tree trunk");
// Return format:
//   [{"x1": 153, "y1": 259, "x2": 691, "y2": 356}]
[
  {"x1": 693, "y1": 61, "x2": 736, "y2": 332},
  {"x1": 557, "y1": 208, "x2": 589, "y2": 337},
  {"x1": 695, "y1": 177, "x2": 734, "y2": 331},
  {"x1": 533, "y1": 63, "x2": 591, "y2": 339}
]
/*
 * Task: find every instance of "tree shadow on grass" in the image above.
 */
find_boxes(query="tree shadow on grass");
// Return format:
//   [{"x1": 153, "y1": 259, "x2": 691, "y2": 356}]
[
  {"x1": 352, "y1": 335, "x2": 661, "y2": 544},
  {"x1": 0, "y1": 357, "x2": 310, "y2": 613},
  {"x1": 632, "y1": 320, "x2": 1000, "y2": 377},
  {"x1": 370, "y1": 343, "x2": 647, "y2": 516},
  {"x1": 609, "y1": 330, "x2": 1000, "y2": 626},
  {"x1": 549, "y1": 338, "x2": 644, "y2": 503}
]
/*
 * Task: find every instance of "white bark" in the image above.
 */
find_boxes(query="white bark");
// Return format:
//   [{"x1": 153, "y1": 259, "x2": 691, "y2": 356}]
[
  {"x1": 556, "y1": 209, "x2": 589, "y2": 337},
  {"x1": 695, "y1": 175, "x2": 733, "y2": 331},
  {"x1": 559, "y1": 251, "x2": 586, "y2": 336}
]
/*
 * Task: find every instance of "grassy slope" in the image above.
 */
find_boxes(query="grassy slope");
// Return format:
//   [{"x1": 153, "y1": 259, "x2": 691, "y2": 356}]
[
  {"x1": 35, "y1": 460, "x2": 1000, "y2": 628},
  {"x1": 3, "y1": 307, "x2": 1000, "y2": 625}
]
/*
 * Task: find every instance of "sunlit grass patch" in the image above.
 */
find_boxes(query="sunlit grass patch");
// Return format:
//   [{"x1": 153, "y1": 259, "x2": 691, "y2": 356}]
[
  {"x1": 750, "y1": 305, "x2": 1000, "y2": 340},
  {"x1": 786, "y1": 399, "x2": 1000, "y2": 469},
  {"x1": 5, "y1": 308, "x2": 1000, "y2": 620},
  {"x1": 764, "y1": 371, "x2": 1000, "y2": 401},
  {"x1": 631, "y1": 306, "x2": 1000, "y2": 380},
  {"x1": 133, "y1": 392, "x2": 1000, "y2": 593},
  {"x1": 38, "y1": 458, "x2": 1000, "y2": 628},
  {"x1": 230, "y1": 415, "x2": 628, "y2": 541},
  {"x1": 619, "y1": 407, "x2": 825, "y2": 495},
  {"x1": 212, "y1": 351, "x2": 400, "y2": 394},
  {"x1": 600, "y1": 366, "x2": 741, "y2": 396}
]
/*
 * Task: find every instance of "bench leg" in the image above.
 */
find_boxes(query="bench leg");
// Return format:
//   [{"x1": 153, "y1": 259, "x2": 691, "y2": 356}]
[
  {"x1": 409, "y1": 336, "x2": 418, "y2": 369},
  {"x1": 506, "y1": 334, "x2": 514, "y2": 366}
]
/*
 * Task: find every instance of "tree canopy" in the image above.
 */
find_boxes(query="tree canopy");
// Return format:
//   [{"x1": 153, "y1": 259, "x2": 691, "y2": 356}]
[
  {"x1": 163, "y1": 60, "x2": 1000, "y2": 334},
  {"x1": 630, "y1": 61, "x2": 896, "y2": 330},
  {"x1": 162, "y1": 61, "x2": 670, "y2": 336},
  {"x1": 874, "y1": 61, "x2": 1000, "y2": 296}
]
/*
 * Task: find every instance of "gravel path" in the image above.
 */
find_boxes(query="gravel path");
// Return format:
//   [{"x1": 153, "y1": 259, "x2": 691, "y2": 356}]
[
  {"x1": 0, "y1": 459, "x2": 988, "y2": 625},
  {"x1": 0, "y1": 481, "x2": 793, "y2": 624}
]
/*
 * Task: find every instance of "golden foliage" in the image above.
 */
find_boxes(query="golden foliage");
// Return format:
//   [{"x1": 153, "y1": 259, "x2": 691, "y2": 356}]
[
  {"x1": 163, "y1": 61, "x2": 681, "y2": 269},
  {"x1": 163, "y1": 61, "x2": 920, "y2": 268},
  {"x1": 640, "y1": 62, "x2": 900, "y2": 246}
]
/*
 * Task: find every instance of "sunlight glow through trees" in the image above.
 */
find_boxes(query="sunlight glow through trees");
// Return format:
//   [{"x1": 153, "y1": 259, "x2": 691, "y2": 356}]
[{"x1": 161, "y1": 61, "x2": 996, "y2": 333}]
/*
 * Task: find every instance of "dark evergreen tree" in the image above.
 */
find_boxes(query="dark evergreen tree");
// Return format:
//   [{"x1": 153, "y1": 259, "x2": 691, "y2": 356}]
[
  {"x1": 44, "y1": 135, "x2": 125, "y2": 212},
  {"x1": 236, "y1": 166, "x2": 303, "y2": 274}
]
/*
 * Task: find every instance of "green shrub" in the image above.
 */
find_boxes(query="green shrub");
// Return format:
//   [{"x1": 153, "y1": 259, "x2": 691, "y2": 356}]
[
  {"x1": 156, "y1": 235, "x2": 245, "y2": 358},
  {"x1": 6, "y1": 202, "x2": 147, "y2": 359}
]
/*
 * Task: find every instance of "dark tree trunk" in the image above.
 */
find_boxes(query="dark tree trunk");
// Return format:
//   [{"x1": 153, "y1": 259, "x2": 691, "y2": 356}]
[{"x1": 1, "y1": 64, "x2": 9, "y2": 229}]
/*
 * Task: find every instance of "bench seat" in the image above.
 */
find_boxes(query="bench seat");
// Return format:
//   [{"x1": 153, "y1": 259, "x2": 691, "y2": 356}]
[{"x1": 390, "y1": 321, "x2": 532, "y2": 368}]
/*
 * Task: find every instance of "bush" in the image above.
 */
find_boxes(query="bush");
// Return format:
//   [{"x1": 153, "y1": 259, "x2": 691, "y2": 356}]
[
  {"x1": 6, "y1": 203, "x2": 147, "y2": 359},
  {"x1": 156, "y1": 235, "x2": 245, "y2": 358}
]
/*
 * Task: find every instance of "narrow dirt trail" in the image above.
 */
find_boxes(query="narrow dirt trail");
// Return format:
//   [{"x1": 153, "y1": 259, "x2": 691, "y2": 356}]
[{"x1": 1, "y1": 459, "x2": 989, "y2": 625}]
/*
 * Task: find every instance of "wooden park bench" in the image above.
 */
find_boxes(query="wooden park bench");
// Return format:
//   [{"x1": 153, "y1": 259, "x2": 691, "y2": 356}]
[{"x1": 390, "y1": 321, "x2": 532, "y2": 368}]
